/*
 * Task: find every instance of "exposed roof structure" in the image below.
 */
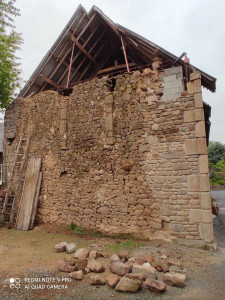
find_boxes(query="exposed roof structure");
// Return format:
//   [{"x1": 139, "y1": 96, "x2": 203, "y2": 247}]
[{"x1": 18, "y1": 5, "x2": 216, "y2": 98}]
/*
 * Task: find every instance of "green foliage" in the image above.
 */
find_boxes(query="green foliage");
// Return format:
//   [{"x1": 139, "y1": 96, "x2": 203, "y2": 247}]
[
  {"x1": 208, "y1": 141, "x2": 225, "y2": 164},
  {"x1": 215, "y1": 159, "x2": 225, "y2": 173},
  {"x1": 210, "y1": 172, "x2": 225, "y2": 186},
  {"x1": 0, "y1": 0, "x2": 22, "y2": 108},
  {"x1": 70, "y1": 223, "x2": 85, "y2": 236}
]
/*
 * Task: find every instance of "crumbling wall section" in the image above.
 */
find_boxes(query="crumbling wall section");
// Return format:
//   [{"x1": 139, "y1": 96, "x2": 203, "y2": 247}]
[{"x1": 4, "y1": 67, "x2": 213, "y2": 243}]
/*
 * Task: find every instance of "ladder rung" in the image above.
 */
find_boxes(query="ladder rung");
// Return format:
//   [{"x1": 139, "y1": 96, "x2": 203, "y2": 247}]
[
  {"x1": 18, "y1": 154, "x2": 24, "y2": 156},
  {"x1": 6, "y1": 203, "x2": 13, "y2": 206},
  {"x1": 4, "y1": 212, "x2": 11, "y2": 215}
]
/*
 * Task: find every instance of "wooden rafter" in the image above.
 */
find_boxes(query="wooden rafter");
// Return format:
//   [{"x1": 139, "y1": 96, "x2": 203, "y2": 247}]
[
  {"x1": 40, "y1": 12, "x2": 97, "y2": 92},
  {"x1": 68, "y1": 33, "x2": 97, "y2": 64},
  {"x1": 52, "y1": 54, "x2": 80, "y2": 75},
  {"x1": 39, "y1": 74, "x2": 62, "y2": 89},
  {"x1": 57, "y1": 50, "x2": 82, "y2": 84},
  {"x1": 76, "y1": 13, "x2": 96, "y2": 41},
  {"x1": 68, "y1": 30, "x2": 107, "y2": 84},
  {"x1": 56, "y1": 12, "x2": 88, "y2": 61},
  {"x1": 77, "y1": 43, "x2": 110, "y2": 83}
]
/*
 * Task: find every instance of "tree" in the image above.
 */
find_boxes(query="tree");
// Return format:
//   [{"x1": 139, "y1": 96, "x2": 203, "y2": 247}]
[
  {"x1": 0, "y1": 0, "x2": 22, "y2": 108},
  {"x1": 208, "y1": 141, "x2": 225, "y2": 165}
]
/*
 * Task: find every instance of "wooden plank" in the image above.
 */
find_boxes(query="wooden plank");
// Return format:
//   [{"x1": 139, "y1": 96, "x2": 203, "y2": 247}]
[
  {"x1": 29, "y1": 172, "x2": 42, "y2": 230},
  {"x1": 16, "y1": 158, "x2": 41, "y2": 231},
  {"x1": 68, "y1": 33, "x2": 97, "y2": 64}
]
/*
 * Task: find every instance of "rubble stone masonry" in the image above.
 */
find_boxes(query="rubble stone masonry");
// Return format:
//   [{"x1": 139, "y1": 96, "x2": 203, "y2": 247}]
[{"x1": 4, "y1": 66, "x2": 214, "y2": 243}]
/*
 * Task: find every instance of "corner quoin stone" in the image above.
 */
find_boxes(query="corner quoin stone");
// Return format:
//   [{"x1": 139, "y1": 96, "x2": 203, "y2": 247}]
[
  {"x1": 194, "y1": 93, "x2": 203, "y2": 108},
  {"x1": 199, "y1": 223, "x2": 214, "y2": 243},
  {"x1": 199, "y1": 155, "x2": 209, "y2": 174},
  {"x1": 189, "y1": 209, "x2": 202, "y2": 223},
  {"x1": 187, "y1": 175, "x2": 200, "y2": 192},
  {"x1": 195, "y1": 121, "x2": 206, "y2": 138},
  {"x1": 200, "y1": 192, "x2": 211, "y2": 210},
  {"x1": 185, "y1": 139, "x2": 198, "y2": 155}
]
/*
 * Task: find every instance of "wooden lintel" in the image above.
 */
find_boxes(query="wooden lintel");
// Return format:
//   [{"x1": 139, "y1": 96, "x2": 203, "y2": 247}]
[
  {"x1": 39, "y1": 74, "x2": 62, "y2": 89},
  {"x1": 97, "y1": 63, "x2": 136, "y2": 75},
  {"x1": 68, "y1": 33, "x2": 97, "y2": 64}
]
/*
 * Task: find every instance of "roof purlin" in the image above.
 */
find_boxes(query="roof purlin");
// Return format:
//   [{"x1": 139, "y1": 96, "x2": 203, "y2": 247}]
[{"x1": 18, "y1": 5, "x2": 216, "y2": 98}]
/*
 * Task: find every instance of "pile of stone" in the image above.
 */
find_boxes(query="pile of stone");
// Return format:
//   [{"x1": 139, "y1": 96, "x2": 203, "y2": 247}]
[{"x1": 55, "y1": 242, "x2": 187, "y2": 294}]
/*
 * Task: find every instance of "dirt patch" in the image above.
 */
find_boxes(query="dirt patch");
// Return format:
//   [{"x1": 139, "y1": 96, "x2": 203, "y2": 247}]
[{"x1": 0, "y1": 224, "x2": 225, "y2": 300}]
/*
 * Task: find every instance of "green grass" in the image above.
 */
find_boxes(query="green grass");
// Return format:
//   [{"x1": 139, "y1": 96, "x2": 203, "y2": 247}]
[
  {"x1": 70, "y1": 223, "x2": 86, "y2": 236},
  {"x1": 106, "y1": 239, "x2": 145, "y2": 252}
]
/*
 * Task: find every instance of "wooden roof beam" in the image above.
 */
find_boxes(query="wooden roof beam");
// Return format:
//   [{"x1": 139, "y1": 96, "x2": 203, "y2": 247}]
[
  {"x1": 68, "y1": 33, "x2": 97, "y2": 64},
  {"x1": 39, "y1": 74, "x2": 62, "y2": 89},
  {"x1": 97, "y1": 63, "x2": 136, "y2": 75},
  {"x1": 40, "y1": 12, "x2": 97, "y2": 92},
  {"x1": 68, "y1": 30, "x2": 107, "y2": 84},
  {"x1": 57, "y1": 12, "x2": 88, "y2": 60},
  {"x1": 77, "y1": 13, "x2": 96, "y2": 41},
  {"x1": 57, "y1": 50, "x2": 82, "y2": 84}
]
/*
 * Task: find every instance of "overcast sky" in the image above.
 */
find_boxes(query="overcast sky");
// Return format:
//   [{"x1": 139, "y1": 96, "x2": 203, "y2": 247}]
[{"x1": 14, "y1": 0, "x2": 225, "y2": 143}]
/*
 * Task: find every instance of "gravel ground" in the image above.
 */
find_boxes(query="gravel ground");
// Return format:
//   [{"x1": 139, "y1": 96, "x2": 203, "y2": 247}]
[{"x1": 1, "y1": 202, "x2": 225, "y2": 300}]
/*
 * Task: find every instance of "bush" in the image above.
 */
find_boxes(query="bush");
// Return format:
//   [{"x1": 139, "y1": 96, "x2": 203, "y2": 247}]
[
  {"x1": 210, "y1": 172, "x2": 225, "y2": 186},
  {"x1": 208, "y1": 141, "x2": 225, "y2": 164}
]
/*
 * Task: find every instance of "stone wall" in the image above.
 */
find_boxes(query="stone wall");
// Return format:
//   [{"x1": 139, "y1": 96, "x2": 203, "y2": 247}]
[{"x1": 4, "y1": 66, "x2": 214, "y2": 243}]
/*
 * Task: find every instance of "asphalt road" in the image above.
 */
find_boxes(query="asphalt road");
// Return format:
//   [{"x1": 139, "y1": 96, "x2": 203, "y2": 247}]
[{"x1": 211, "y1": 190, "x2": 225, "y2": 248}]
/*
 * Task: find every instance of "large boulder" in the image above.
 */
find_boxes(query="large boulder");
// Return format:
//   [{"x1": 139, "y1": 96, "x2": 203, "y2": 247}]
[
  {"x1": 132, "y1": 263, "x2": 157, "y2": 279},
  {"x1": 73, "y1": 248, "x2": 89, "y2": 259},
  {"x1": 145, "y1": 278, "x2": 166, "y2": 293},
  {"x1": 66, "y1": 243, "x2": 76, "y2": 254},
  {"x1": 57, "y1": 261, "x2": 76, "y2": 273},
  {"x1": 115, "y1": 277, "x2": 141, "y2": 293},
  {"x1": 163, "y1": 272, "x2": 186, "y2": 287},
  {"x1": 55, "y1": 242, "x2": 67, "y2": 252},
  {"x1": 110, "y1": 261, "x2": 130, "y2": 276},
  {"x1": 87, "y1": 259, "x2": 105, "y2": 273}
]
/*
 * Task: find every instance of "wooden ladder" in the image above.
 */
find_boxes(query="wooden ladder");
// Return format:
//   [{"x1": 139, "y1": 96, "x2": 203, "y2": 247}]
[{"x1": 0, "y1": 136, "x2": 30, "y2": 228}]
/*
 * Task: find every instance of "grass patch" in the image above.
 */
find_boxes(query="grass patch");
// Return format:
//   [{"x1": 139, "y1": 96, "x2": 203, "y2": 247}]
[
  {"x1": 106, "y1": 239, "x2": 145, "y2": 252},
  {"x1": 70, "y1": 223, "x2": 86, "y2": 236},
  {"x1": 30, "y1": 240, "x2": 40, "y2": 247}
]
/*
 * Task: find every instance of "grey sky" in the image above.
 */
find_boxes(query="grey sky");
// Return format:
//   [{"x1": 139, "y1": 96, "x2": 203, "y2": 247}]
[{"x1": 15, "y1": 0, "x2": 225, "y2": 143}]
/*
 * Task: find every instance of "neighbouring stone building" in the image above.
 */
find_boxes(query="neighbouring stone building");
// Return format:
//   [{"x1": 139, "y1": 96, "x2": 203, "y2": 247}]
[{"x1": 3, "y1": 5, "x2": 216, "y2": 244}]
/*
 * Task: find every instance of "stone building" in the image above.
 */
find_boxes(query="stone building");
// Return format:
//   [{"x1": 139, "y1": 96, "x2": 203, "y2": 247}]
[{"x1": 3, "y1": 5, "x2": 216, "y2": 244}]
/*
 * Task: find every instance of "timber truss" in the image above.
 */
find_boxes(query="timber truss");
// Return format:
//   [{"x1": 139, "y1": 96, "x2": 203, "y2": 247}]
[{"x1": 18, "y1": 5, "x2": 216, "y2": 98}]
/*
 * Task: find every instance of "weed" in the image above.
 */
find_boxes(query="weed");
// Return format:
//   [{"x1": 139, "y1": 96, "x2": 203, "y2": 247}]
[{"x1": 70, "y1": 223, "x2": 85, "y2": 236}]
